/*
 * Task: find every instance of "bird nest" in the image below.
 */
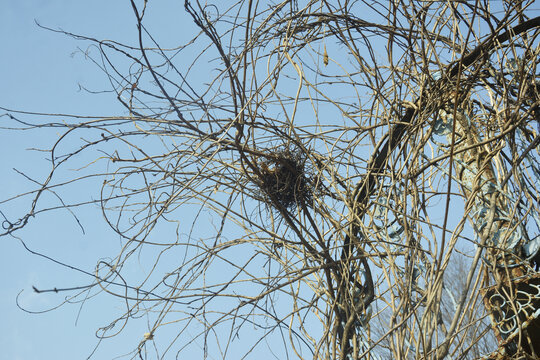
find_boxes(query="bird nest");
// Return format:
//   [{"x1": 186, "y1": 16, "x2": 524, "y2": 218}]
[{"x1": 255, "y1": 147, "x2": 315, "y2": 210}]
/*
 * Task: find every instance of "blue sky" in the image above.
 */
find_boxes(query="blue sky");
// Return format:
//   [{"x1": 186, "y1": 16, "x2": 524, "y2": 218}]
[
  {"x1": 2, "y1": 2, "x2": 309, "y2": 358},
  {"x1": 3, "y1": 1, "x2": 538, "y2": 359},
  {"x1": 0, "y1": 1, "x2": 472, "y2": 358},
  {"x1": 1, "y1": 1, "x2": 191, "y2": 359}
]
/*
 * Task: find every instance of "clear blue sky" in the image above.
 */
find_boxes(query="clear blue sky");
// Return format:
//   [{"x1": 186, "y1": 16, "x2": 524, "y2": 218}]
[
  {"x1": 4, "y1": 2, "x2": 535, "y2": 359},
  {"x1": 1, "y1": 1, "x2": 195, "y2": 359},
  {"x1": 0, "y1": 2, "x2": 471, "y2": 359},
  {"x1": 2, "y1": 2, "x2": 308, "y2": 359}
]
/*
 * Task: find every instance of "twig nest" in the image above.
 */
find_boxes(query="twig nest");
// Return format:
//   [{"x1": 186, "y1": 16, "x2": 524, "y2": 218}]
[{"x1": 257, "y1": 147, "x2": 314, "y2": 210}]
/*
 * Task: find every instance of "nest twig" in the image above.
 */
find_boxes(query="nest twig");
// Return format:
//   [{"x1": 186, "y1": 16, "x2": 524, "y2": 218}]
[{"x1": 256, "y1": 147, "x2": 314, "y2": 210}]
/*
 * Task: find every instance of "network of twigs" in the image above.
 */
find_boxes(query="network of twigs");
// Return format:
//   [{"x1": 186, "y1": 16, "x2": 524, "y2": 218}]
[
  {"x1": 256, "y1": 147, "x2": 314, "y2": 210},
  {"x1": 3, "y1": 1, "x2": 540, "y2": 360}
]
